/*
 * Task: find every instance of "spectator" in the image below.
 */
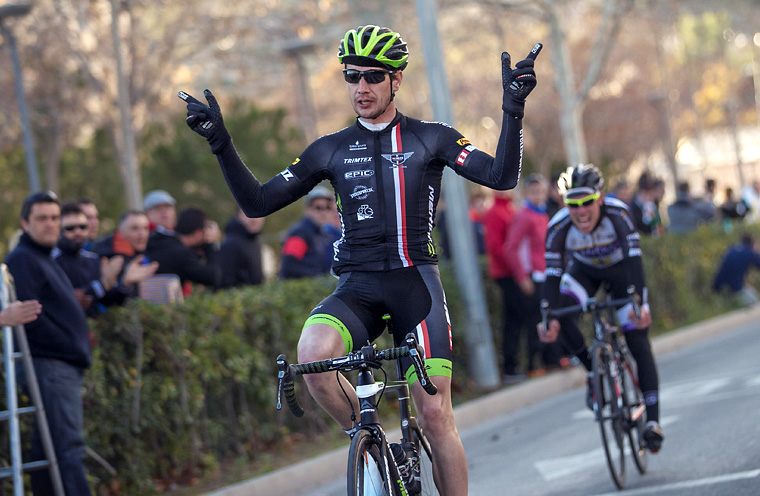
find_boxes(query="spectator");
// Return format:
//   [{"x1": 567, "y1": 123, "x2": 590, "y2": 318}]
[
  {"x1": 77, "y1": 197, "x2": 100, "y2": 249},
  {"x1": 91, "y1": 210, "x2": 159, "y2": 301},
  {"x1": 629, "y1": 172, "x2": 661, "y2": 235},
  {"x1": 143, "y1": 189, "x2": 177, "y2": 231},
  {"x1": 694, "y1": 178, "x2": 717, "y2": 222},
  {"x1": 53, "y1": 202, "x2": 122, "y2": 316},
  {"x1": 5, "y1": 191, "x2": 93, "y2": 495},
  {"x1": 220, "y1": 209, "x2": 267, "y2": 288},
  {"x1": 92, "y1": 210, "x2": 151, "y2": 261},
  {"x1": 545, "y1": 172, "x2": 563, "y2": 219},
  {"x1": 146, "y1": 206, "x2": 222, "y2": 290},
  {"x1": 482, "y1": 189, "x2": 523, "y2": 383},
  {"x1": 741, "y1": 180, "x2": 760, "y2": 224},
  {"x1": 280, "y1": 186, "x2": 336, "y2": 280},
  {"x1": 712, "y1": 234, "x2": 760, "y2": 306},
  {"x1": 719, "y1": 187, "x2": 748, "y2": 221},
  {"x1": 667, "y1": 182, "x2": 704, "y2": 234},
  {"x1": 505, "y1": 174, "x2": 563, "y2": 376}
]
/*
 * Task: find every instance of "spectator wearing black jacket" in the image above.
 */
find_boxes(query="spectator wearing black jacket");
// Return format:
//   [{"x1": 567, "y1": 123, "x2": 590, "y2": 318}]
[
  {"x1": 91, "y1": 210, "x2": 159, "y2": 301},
  {"x1": 220, "y1": 209, "x2": 266, "y2": 288},
  {"x1": 146, "y1": 206, "x2": 222, "y2": 290},
  {"x1": 5, "y1": 191, "x2": 92, "y2": 496}
]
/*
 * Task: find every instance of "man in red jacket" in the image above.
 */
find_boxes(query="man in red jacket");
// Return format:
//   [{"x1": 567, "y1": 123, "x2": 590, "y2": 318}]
[
  {"x1": 483, "y1": 189, "x2": 525, "y2": 383},
  {"x1": 505, "y1": 174, "x2": 562, "y2": 375}
]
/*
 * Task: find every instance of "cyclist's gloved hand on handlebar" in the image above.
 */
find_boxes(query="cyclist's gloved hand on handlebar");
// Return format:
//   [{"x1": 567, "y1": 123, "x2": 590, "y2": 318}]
[
  {"x1": 538, "y1": 319, "x2": 560, "y2": 343},
  {"x1": 178, "y1": 89, "x2": 232, "y2": 154},
  {"x1": 502, "y1": 43, "x2": 542, "y2": 118},
  {"x1": 628, "y1": 304, "x2": 652, "y2": 329}
]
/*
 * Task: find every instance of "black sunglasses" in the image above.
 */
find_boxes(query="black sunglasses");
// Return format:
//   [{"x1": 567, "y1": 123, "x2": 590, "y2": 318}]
[
  {"x1": 343, "y1": 69, "x2": 394, "y2": 84},
  {"x1": 63, "y1": 224, "x2": 89, "y2": 232}
]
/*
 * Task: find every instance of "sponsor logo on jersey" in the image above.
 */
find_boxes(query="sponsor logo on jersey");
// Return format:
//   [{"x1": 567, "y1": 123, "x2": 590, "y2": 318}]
[
  {"x1": 381, "y1": 151, "x2": 414, "y2": 169},
  {"x1": 427, "y1": 185, "x2": 436, "y2": 246},
  {"x1": 344, "y1": 157, "x2": 372, "y2": 164},
  {"x1": 357, "y1": 205, "x2": 374, "y2": 221},
  {"x1": 349, "y1": 141, "x2": 367, "y2": 151},
  {"x1": 465, "y1": 144, "x2": 477, "y2": 152},
  {"x1": 344, "y1": 169, "x2": 374, "y2": 180},
  {"x1": 280, "y1": 168, "x2": 294, "y2": 181},
  {"x1": 456, "y1": 149, "x2": 470, "y2": 166},
  {"x1": 350, "y1": 185, "x2": 374, "y2": 200},
  {"x1": 457, "y1": 138, "x2": 471, "y2": 146}
]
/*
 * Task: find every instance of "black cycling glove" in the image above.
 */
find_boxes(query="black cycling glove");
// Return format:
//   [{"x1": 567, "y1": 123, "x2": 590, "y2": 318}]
[
  {"x1": 502, "y1": 43, "x2": 543, "y2": 119},
  {"x1": 178, "y1": 89, "x2": 231, "y2": 154}
]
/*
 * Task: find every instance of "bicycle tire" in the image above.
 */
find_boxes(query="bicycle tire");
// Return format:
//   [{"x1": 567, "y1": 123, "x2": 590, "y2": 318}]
[
  {"x1": 592, "y1": 345, "x2": 626, "y2": 489},
  {"x1": 347, "y1": 430, "x2": 392, "y2": 496},
  {"x1": 620, "y1": 352, "x2": 648, "y2": 474},
  {"x1": 409, "y1": 430, "x2": 439, "y2": 496}
]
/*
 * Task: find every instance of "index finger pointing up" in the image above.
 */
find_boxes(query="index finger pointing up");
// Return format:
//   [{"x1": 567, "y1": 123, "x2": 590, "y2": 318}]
[
  {"x1": 527, "y1": 43, "x2": 543, "y2": 61},
  {"x1": 178, "y1": 91, "x2": 202, "y2": 105}
]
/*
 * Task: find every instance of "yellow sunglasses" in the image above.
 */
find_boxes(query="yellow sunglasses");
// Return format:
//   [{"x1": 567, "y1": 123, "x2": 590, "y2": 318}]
[{"x1": 564, "y1": 192, "x2": 600, "y2": 208}]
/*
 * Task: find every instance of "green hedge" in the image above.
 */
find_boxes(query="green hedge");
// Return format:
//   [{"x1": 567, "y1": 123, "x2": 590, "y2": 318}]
[{"x1": 15, "y1": 222, "x2": 755, "y2": 494}]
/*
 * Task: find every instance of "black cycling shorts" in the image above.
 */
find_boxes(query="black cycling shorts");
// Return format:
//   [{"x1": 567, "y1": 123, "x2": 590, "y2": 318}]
[{"x1": 303, "y1": 265, "x2": 453, "y2": 382}]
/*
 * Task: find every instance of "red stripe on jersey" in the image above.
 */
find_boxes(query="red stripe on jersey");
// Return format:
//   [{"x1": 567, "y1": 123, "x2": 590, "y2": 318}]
[{"x1": 393, "y1": 124, "x2": 413, "y2": 266}]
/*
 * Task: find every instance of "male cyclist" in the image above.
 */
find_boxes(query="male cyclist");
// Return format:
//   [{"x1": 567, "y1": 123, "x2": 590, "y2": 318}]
[
  {"x1": 180, "y1": 25, "x2": 540, "y2": 494},
  {"x1": 538, "y1": 164, "x2": 664, "y2": 453}
]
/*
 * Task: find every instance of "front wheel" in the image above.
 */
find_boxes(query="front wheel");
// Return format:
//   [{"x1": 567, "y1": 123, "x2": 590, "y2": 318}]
[
  {"x1": 592, "y1": 345, "x2": 626, "y2": 489},
  {"x1": 347, "y1": 430, "x2": 391, "y2": 496}
]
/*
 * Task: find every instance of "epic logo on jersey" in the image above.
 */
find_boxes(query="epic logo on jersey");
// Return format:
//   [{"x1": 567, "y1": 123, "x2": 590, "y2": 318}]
[
  {"x1": 344, "y1": 169, "x2": 375, "y2": 180},
  {"x1": 381, "y1": 152, "x2": 414, "y2": 169}
]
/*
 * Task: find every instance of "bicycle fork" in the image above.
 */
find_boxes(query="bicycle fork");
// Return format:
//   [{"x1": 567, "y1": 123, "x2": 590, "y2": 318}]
[{"x1": 355, "y1": 367, "x2": 412, "y2": 496}]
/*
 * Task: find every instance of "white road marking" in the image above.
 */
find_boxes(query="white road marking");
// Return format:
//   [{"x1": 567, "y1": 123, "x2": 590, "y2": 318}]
[{"x1": 592, "y1": 468, "x2": 760, "y2": 496}]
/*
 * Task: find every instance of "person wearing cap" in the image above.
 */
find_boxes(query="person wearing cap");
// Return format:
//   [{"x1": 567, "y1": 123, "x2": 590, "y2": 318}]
[
  {"x1": 143, "y1": 189, "x2": 177, "y2": 232},
  {"x1": 279, "y1": 186, "x2": 338, "y2": 280},
  {"x1": 180, "y1": 25, "x2": 542, "y2": 494},
  {"x1": 5, "y1": 191, "x2": 93, "y2": 495},
  {"x1": 538, "y1": 164, "x2": 664, "y2": 453}
]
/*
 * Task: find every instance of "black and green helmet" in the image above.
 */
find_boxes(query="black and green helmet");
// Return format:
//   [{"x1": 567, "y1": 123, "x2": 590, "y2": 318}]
[{"x1": 338, "y1": 25, "x2": 409, "y2": 71}]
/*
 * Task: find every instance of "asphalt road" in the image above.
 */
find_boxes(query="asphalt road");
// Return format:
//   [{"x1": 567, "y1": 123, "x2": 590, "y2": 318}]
[{"x1": 208, "y1": 306, "x2": 760, "y2": 496}]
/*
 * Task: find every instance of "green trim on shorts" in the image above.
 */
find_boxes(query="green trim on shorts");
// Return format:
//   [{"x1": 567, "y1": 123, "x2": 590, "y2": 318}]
[
  {"x1": 405, "y1": 358, "x2": 452, "y2": 385},
  {"x1": 303, "y1": 314, "x2": 352, "y2": 355}
]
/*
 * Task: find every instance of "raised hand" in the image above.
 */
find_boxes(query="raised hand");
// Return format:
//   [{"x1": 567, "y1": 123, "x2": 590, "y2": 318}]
[
  {"x1": 178, "y1": 89, "x2": 232, "y2": 154},
  {"x1": 122, "y1": 256, "x2": 159, "y2": 286},
  {"x1": 501, "y1": 43, "x2": 542, "y2": 118}
]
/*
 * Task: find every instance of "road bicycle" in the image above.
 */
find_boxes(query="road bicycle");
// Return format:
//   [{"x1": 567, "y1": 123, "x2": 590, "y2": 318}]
[
  {"x1": 276, "y1": 329, "x2": 440, "y2": 495},
  {"x1": 541, "y1": 287, "x2": 647, "y2": 489}
]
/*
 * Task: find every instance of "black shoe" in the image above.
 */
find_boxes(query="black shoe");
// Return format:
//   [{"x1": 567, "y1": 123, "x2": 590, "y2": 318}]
[
  {"x1": 585, "y1": 374, "x2": 594, "y2": 410},
  {"x1": 643, "y1": 421, "x2": 664, "y2": 453}
]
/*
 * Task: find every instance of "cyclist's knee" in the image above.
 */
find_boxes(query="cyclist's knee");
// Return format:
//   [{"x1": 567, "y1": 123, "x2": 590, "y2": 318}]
[
  {"x1": 414, "y1": 381, "x2": 455, "y2": 436},
  {"x1": 297, "y1": 323, "x2": 345, "y2": 363}
]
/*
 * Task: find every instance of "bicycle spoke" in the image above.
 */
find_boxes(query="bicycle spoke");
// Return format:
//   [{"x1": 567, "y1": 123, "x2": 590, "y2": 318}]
[{"x1": 621, "y1": 355, "x2": 648, "y2": 474}]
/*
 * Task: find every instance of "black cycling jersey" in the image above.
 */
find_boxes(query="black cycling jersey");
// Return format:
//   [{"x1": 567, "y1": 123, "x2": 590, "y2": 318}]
[
  {"x1": 543, "y1": 196, "x2": 647, "y2": 315},
  {"x1": 214, "y1": 110, "x2": 523, "y2": 275}
]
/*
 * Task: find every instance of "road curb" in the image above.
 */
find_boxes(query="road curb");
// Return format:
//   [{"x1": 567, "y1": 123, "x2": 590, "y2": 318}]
[{"x1": 204, "y1": 305, "x2": 760, "y2": 495}]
